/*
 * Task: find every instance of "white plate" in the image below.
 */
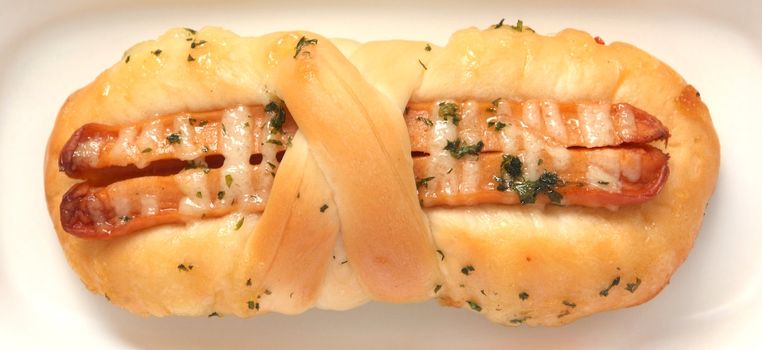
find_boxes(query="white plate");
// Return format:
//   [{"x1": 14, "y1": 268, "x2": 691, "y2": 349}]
[{"x1": 1, "y1": 0, "x2": 760, "y2": 348}]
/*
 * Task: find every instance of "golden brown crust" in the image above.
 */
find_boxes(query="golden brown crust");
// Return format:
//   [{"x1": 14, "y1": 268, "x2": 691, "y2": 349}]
[{"x1": 44, "y1": 26, "x2": 719, "y2": 324}]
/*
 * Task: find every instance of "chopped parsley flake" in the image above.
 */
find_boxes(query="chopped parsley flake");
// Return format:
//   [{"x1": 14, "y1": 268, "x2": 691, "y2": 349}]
[
  {"x1": 265, "y1": 100, "x2": 286, "y2": 134},
  {"x1": 495, "y1": 155, "x2": 563, "y2": 204},
  {"x1": 418, "y1": 59, "x2": 427, "y2": 70},
  {"x1": 510, "y1": 316, "x2": 529, "y2": 324},
  {"x1": 625, "y1": 278, "x2": 642, "y2": 293},
  {"x1": 247, "y1": 301, "x2": 256, "y2": 310},
  {"x1": 461, "y1": 265, "x2": 475, "y2": 275},
  {"x1": 416, "y1": 176, "x2": 435, "y2": 189},
  {"x1": 438, "y1": 102, "x2": 460, "y2": 125},
  {"x1": 124, "y1": 55, "x2": 130, "y2": 63},
  {"x1": 518, "y1": 291, "x2": 529, "y2": 300},
  {"x1": 444, "y1": 138, "x2": 484, "y2": 159},
  {"x1": 141, "y1": 147, "x2": 152, "y2": 153},
  {"x1": 294, "y1": 36, "x2": 318, "y2": 58},
  {"x1": 487, "y1": 120, "x2": 507, "y2": 131},
  {"x1": 198, "y1": 120, "x2": 208, "y2": 127},
  {"x1": 246, "y1": 278, "x2": 252, "y2": 286},
  {"x1": 562, "y1": 300, "x2": 577, "y2": 308},
  {"x1": 118, "y1": 215, "x2": 132, "y2": 223},
  {"x1": 320, "y1": 204, "x2": 329, "y2": 213},
  {"x1": 217, "y1": 191, "x2": 225, "y2": 200},
  {"x1": 151, "y1": 49, "x2": 162, "y2": 56},
  {"x1": 425, "y1": 43, "x2": 432, "y2": 51},
  {"x1": 208, "y1": 312, "x2": 220, "y2": 317},
  {"x1": 267, "y1": 139, "x2": 283, "y2": 146},
  {"x1": 434, "y1": 284, "x2": 442, "y2": 293},
  {"x1": 195, "y1": 191, "x2": 202, "y2": 198},
  {"x1": 187, "y1": 54, "x2": 195, "y2": 62},
  {"x1": 235, "y1": 217, "x2": 245, "y2": 230},
  {"x1": 467, "y1": 300, "x2": 482, "y2": 312},
  {"x1": 436, "y1": 249, "x2": 445, "y2": 261},
  {"x1": 166, "y1": 133, "x2": 181, "y2": 144},
  {"x1": 494, "y1": 18, "x2": 505, "y2": 29},
  {"x1": 416, "y1": 116, "x2": 434, "y2": 127},
  {"x1": 225, "y1": 174, "x2": 233, "y2": 188},
  {"x1": 184, "y1": 28, "x2": 197, "y2": 34},
  {"x1": 599, "y1": 276, "x2": 621, "y2": 297},
  {"x1": 190, "y1": 40, "x2": 207, "y2": 49}
]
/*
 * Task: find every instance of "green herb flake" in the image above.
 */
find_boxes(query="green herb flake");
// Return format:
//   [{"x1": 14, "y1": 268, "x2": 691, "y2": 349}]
[
  {"x1": 195, "y1": 191, "x2": 203, "y2": 199},
  {"x1": 425, "y1": 43, "x2": 432, "y2": 51},
  {"x1": 187, "y1": 54, "x2": 195, "y2": 62},
  {"x1": 496, "y1": 154, "x2": 564, "y2": 204},
  {"x1": 217, "y1": 191, "x2": 225, "y2": 200},
  {"x1": 118, "y1": 215, "x2": 132, "y2": 223},
  {"x1": 201, "y1": 145, "x2": 209, "y2": 153},
  {"x1": 265, "y1": 101, "x2": 286, "y2": 134},
  {"x1": 124, "y1": 55, "x2": 130, "y2": 63},
  {"x1": 235, "y1": 217, "x2": 245, "y2": 230},
  {"x1": 447, "y1": 168, "x2": 454, "y2": 174},
  {"x1": 510, "y1": 316, "x2": 528, "y2": 324},
  {"x1": 494, "y1": 18, "x2": 505, "y2": 29},
  {"x1": 437, "y1": 102, "x2": 460, "y2": 125},
  {"x1": 190, "y1": 40, "x2": 207, "y2": 49},
  {"x1": 221, "y1": 123, "x2": 227, "y2": 135},
  {"x1": 599, "y1": 276, "x2": 621, "y2": 297},
  {"x1": 488, "y1": 120, "x2": 507, "y2": 131},
  {"x1": 625, "y1": 278, "x2": 642, "y2": 293},
  {"x1": 247, "y1": 300, "x2": 256, "y2": 310},
  {"x1": 141, "y1": 147, "x2": 153, "y2": 153},
  {"x1": 225, "y1": 174, "x2": 233, "y2": 188},
  {"x1": 434, "y1": 284, "x2": 442, "y2": 293},
  {"x1": 198, "y1": 120, "x2": 209, "y2": 127},
  {"x1": 597, "y1": 181, "x2": 610, "y2": 185},
  {"x1": 267, "y1": 139, "x2": 283, "y2": 146},
  {"x1": 151, "y1": 49, "x2": 162, "y2": 56},
  {"x1": 184, "y1": 27, "x2": 197, "y2": 34},
  {"x1": 246, "y1": 278, "x2": 252, "y2": 286},
  {"x1": 461, "y1": 265, "x2": 475, "y2": 275},
  {"x1": 512, "y1": 19, "x2": 524, "y2": 32},
  {"x1": 320, "y1": 204, "x2": 329, "y2": 213},
  {"x1": 518, "y1": 291, "x2": 529, "y2": 300},
  {"x1": 444, "y1": 138, "x2": 484, "y2": 159},
  {"x1": 416, "y1": 176, "x2": 435, "y2": 189},
  {"x1": 416, "y1": 116, "x2": 434, "y2": 127},
  {"x1": 166, "y1": 133, "x2": 181, "y2": 144},
  {"x1": 208, "y1": 312, "x2": 220, "y2": 317},
  {"x1": 562, "y1": 300, "x2": 577, "y2": 308},
  {"x1": 466, "y1": 300, "x2": 482, "y2": 312},
  {"x1": 418, "y1": 59, "x2": 427, "y2": 70},
  {"x1": 436, "y1": 249, "x2": 445, "y2": 260},
  {"x1": 264, "y1": 289, "x2": 272, "y2": 295},
  {"x1": 177, "y1": 264, "x2": 189, "y2": 272},
  {"x1": 294, "y1": 36, "x2": 318, "y2": 58}
]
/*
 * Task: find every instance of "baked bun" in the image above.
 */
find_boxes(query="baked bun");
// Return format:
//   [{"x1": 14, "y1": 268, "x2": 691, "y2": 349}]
[{"x1": 44, "y1": 24, "x2": 719, "y2": 326}]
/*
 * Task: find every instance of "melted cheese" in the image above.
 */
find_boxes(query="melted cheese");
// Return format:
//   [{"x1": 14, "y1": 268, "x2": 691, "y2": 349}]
[
  {"x1": 621, "y1": 152, "x2": 642, "y2": 182},
  {"x1": 586, "y1": 149, "x2": 622, "y2": 192},
  {"x1": 541, "y1": 100, "x2": 567, "y2": 143},
  {"x1": 578, "y1": 104, "x2": 615, "y2": 146},
  {"x1": 173, "y1": 114, "x2": 201, "y2": 160},
  {"x1": 135, "y1": 119, "x2": 167, "y2": 168},
  {"x1": 73, "y1": 138, "x2": 103, "y2": 168},
  {"x1": 522, "y1": 100, "x2": 542, "y2": 130},
  {"x1": 428, "y1": 102, "x2": 458, "y2": 197},
  {"x1": 522, "y1": 130, "x2": 544, "y2": 180},
  {"x1": 459, "y1": 101, "x2": 480, "y2": 194},
  {"x1": 218, "y1": 106, "x2": 256, "y2": 208},
  {"x1": 140, "y1": 194, "x2": 159, "y2": 216},
  {"x1": 176, "y1": 169, "x2": 213, "y2": 216},
  {"x1": 108, "y1": 126, "x2": 138, "y2": 165},
  {"x1": 615, "y1": 104, "x2": 637, "y2": 141}
]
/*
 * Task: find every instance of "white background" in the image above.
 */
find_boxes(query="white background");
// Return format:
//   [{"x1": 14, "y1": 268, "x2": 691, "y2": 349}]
[{"x1": 1, "y1": 0, "x2": 760, "y2": 348}]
